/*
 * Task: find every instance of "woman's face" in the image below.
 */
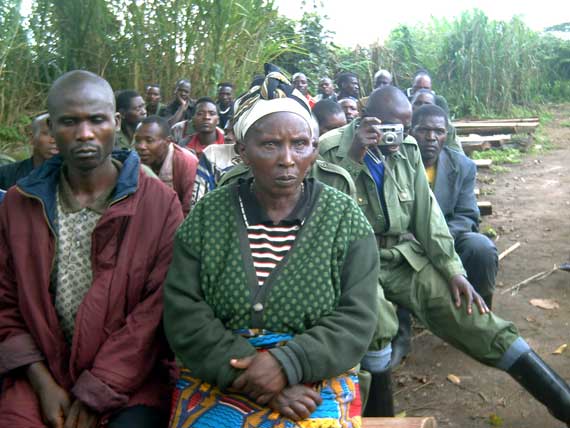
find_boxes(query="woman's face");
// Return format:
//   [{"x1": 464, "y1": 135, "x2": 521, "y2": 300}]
[{"x1": 239, "y1": 112, "x2": 316, "y2": 198}]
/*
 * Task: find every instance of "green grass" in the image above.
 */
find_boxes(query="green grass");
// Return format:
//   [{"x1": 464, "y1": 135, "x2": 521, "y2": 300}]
[
  {"x1": 0, "y1": 140, "x2": 29, "y2": 160},
  {"x1": 510, "y1": 105, "x2": 542, "y2": 120},
  {"x1": 538, "y1": 111, "x2": 554, "y2": 125},
  {"x1": 481, "y1": 225, "x2": 498, "y2": 239},
  {"x1": 529, "y1": 128, "x2": 555, "y2": 153},
  {"x1": 472, "y1": 148, "x2": 522, "y2": 164},
  {"x1": 489, "y1": 413, "x2": 504, "y2": 427},
  {"x1": 560, "y1": 120, "x2": 570, "y2": 127},
  {"x1": 0, "y1": 115, "x2": 31, "y2": 159}
]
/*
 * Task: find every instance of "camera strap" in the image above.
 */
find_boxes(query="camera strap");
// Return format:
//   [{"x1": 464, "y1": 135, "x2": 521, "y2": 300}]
[{"x1": 366, "y1": 147, "x2": 406, "y2": 196}]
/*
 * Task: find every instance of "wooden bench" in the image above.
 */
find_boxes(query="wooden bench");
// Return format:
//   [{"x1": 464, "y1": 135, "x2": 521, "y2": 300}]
[
  {"x1": 477, "y1": 201, "x2": 493, "y2": 216},
  {"x1": 473, "y1": 158, "x2": 493, "y2": 169},
  {"x1": 363, "y1": 417, "x2": 437, "y2": 427},
  {"x1": 474, "y1": 159, "x2": 493, "y2": 216}
]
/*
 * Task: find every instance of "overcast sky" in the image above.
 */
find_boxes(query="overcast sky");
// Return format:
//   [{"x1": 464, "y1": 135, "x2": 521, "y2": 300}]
[{"x1": 276, "y1": 0, "x2": 569, "y2": 46}]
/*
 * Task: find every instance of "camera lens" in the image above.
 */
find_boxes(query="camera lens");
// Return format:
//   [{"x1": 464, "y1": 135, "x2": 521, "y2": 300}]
[{"x1": 384, "y1": 133, "x2": 395, "y2": 144}]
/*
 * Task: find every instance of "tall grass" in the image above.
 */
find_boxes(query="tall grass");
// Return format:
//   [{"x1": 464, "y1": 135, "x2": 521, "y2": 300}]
[
  {"x1": 369, "y1": 10, "x2": 569, "y2": 117},
  {"x1": 0, "y1": 0, "x2": 298, "y2": 149},
  {"x1": 1, "y1": 2, "x2": 569, "y2": 147}
]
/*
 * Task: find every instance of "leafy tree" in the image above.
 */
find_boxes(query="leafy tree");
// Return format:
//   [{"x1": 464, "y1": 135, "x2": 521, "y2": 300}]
[
  {"x1": 0, "y1": 0, "x2": 36, "y2": 126},
  {"x1": 545, "y1": 22, "x2": 570, "y2": 32}
]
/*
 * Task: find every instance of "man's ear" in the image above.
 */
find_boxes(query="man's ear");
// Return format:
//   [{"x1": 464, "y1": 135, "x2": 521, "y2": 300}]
[
  {"x1": 236, "y1": 141, "x2": 249, "y2": 165},
  {"x1": 115, "y1": 112, "x2": 121, "y2": 131}
]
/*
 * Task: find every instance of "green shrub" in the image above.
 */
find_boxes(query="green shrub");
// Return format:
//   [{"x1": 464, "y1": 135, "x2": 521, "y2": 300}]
[{"x1": 472, "y1": 148, "x2": 522, "y2": 164}]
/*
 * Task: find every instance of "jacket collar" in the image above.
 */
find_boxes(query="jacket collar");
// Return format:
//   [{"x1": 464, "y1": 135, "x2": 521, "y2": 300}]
[
  {"x1": 335, "y1": 120, "x2": 358, "y2": 160},
  {"x1": 437, "y1": 147, "x2": 458, "y2": 176},
  {"x1": 16, "y1": 149, "x2": 141, "y2": 231},
  {"x1": 433, "y1": 147, "x2": 458, "y2": 200}
]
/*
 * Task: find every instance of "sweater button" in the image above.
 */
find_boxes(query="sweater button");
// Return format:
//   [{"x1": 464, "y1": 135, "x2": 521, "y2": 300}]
[{"x1": 252, "y1": 303, "x2": 264, "y2": 312}]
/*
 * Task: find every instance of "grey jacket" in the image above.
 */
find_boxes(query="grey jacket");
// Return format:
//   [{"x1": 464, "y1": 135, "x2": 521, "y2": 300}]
[{"x1": 433, "y1": 147, "x2": 479, "y2": 239}]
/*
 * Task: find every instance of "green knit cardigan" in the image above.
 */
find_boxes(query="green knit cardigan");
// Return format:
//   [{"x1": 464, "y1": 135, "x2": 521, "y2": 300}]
[{"x1": 164, "y1": 180, "x2": 379, "y2": 389}]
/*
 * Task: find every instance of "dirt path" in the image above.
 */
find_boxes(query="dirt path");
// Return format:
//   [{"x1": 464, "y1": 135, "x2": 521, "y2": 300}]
[{"x1": 393, "y1": 104, "x2": 570, "y2": 427}]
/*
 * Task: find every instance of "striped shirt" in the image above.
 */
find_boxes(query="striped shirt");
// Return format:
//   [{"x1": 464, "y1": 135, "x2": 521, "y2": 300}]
[
  {"x1": 246, "y1": 223, "x2": 300, "y2": 285},
  {"x1": 238, "y1": 177, "x2": 312, "y2": 286}
]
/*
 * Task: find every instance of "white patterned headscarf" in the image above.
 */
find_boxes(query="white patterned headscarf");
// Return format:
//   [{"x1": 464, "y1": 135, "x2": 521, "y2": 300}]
[{"x1": 232, "y1": 63, "x2": 315, "y2": 142}]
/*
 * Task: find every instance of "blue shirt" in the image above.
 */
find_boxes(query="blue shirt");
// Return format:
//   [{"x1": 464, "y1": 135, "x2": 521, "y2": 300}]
[
  {"x1": 0, "y1": 189, "x2": 6, "y2": 204},
  {"x1": 364, "y1": 150, "x2": 390, "y2": 231}
]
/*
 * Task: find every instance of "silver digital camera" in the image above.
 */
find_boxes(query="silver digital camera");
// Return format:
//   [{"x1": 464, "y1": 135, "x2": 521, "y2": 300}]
[{"x1": 375, "y1": 124, "x2": 404, "y2": 146}]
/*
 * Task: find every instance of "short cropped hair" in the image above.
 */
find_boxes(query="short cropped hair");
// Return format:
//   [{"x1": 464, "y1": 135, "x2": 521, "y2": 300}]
[
  {"x1": 336, "y1": 72, "x2": 359, "y2": 87},
  {"x1": 412, "y1": 104, "x2": 448, "y2": 128},
  {"x1": 116, "y1": 90, "x2": 141, "y2": 112},
  {"x1": 195, "y1": 97, "x2": 218, "y2": 111},
  {"x1": 413, "y1": 69, "x2": 430, "y2": 79},
  {"x1": 312, "y1": 100, "x2": 344, "y2": 127},
  {"x1": 374, "y1": 69, "x2": 392, "y2": 81},
  {"x1": 138, "y1": 115, "x2": 171, "y2": 138},
  {"x1": 411, "y1": 88, "x2": 436, "y2": 103},
  {"x1": 175, "y1": 79, "x2": 191, "y2": 88}
]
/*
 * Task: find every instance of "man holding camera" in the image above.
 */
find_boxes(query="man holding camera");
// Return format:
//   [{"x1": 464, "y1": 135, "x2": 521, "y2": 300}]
[{"x1": 319, "y1": 86, "x2": 570, "y2": 425}]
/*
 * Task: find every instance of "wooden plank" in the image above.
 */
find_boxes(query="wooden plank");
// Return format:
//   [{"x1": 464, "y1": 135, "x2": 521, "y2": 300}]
[
  {"x1": 454, "y1": 120, "x2": 539, "y2": 126},
  {"x1": 473, "y1": 159, "x2": 492, "y2": 168},
  {"x1": 453, "y1": 122, "x2": 538, "y2": 135},
  {"x1": 458, "y1": 133, "x2": 512, "y2": 143},
  {"x1": 363, "y1": 417, "x2": 437, "y2": 428},
  {"x1": 461, "y1": 141, "x2": 492, "y2": 156},
  {"x1": 458, "y1": 134, "x2": 512, "y2": 151},
  {"x1": 499, "y1": 242, "x2": 521, "y2": 261},
  {"x1": 457, "y1": 117, "x2": 539, "y2": 123},
  {"x1": 478, "y1": 201, "x2": 492, "y2": 216}
]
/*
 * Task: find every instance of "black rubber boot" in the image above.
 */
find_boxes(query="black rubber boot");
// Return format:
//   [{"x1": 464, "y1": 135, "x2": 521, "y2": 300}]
[
  {"x1": 362, "y1": 369, "x2": 395, "y2": 417},
  {"x1": 508, "y1": 350, "x2": 570, "y2": 425},
  {"x1": 390, "y1": 307, "x2": 412, "y2": 369}
]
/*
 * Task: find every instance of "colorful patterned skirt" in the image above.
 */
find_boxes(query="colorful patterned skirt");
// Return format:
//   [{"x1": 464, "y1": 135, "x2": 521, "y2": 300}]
[{"x1": 169, "y1": 331, "x2": 362, "y2": 428}]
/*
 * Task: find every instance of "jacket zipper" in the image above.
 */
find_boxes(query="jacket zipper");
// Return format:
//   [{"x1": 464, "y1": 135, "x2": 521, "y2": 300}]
[{"x1": 16, "y1": 187, "x2": 57, "y2": 273}]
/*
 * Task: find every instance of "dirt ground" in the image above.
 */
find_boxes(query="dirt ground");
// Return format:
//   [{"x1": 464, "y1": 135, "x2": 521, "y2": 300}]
[{"x1": 393, "y1": 104, "x2": 570, "y2": 427}]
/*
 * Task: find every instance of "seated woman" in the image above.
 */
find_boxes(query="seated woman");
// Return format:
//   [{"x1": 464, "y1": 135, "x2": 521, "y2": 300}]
[{"x1": 164, "y1": 64, "x2": 379, "y2": 428}]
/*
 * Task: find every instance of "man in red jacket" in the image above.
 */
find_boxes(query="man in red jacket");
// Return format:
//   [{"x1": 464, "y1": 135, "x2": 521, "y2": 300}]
[
  {"x1": 0, "y1": 70, "x2": 184, "y2": 428},
  {"x1": 134, "y1": 115, "x2": 198, "y2": 216}
]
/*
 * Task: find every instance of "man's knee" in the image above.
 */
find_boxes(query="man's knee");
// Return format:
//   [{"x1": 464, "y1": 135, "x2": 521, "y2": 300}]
[
  {"x1": 457, "y1": 233, "x2": 497, "y2": 264},
  {"x1": 456, "y1": 233, "x2": 498, "y2": 292}
]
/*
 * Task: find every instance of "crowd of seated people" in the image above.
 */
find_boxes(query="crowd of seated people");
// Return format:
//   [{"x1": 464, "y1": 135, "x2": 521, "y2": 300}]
[{"x1": 1, "y1": 64, "x2": 569, "y2": 428}]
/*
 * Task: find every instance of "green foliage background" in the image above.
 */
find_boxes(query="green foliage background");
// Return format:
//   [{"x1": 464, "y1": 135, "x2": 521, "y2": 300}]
[{"x1": 1, "y1": 1, "x2": 569, "y2": 149}]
